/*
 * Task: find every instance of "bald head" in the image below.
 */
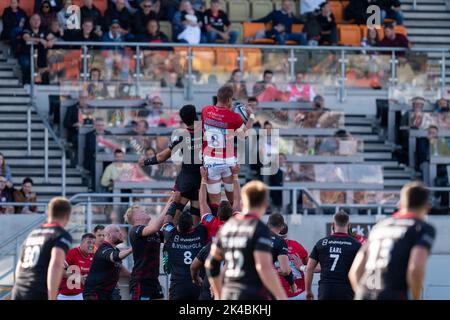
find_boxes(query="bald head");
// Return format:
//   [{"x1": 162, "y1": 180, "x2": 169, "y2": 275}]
[{"x1": 104, "y1": 224, "x2": 124, "y2": 245}]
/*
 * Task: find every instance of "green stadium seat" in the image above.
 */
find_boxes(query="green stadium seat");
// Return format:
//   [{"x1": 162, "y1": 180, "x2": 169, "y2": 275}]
[
  {"x1": 159, "y1": 21, "x2": 173, "y2": 40},
  {"x1": 227, "y1": 0, "x2": 251, "y2": 22},
  {"x1": 251, "y1": 1, "x2": 274, "y2": 20}
]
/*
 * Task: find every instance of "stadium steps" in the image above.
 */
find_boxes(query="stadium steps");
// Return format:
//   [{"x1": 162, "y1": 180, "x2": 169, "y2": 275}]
[
  {"x1": 403, "y1": 0, "x2": 450, "y2": 86},
  {"x1": 0, "y1": 53, "x2": 89, "y2": 203}
]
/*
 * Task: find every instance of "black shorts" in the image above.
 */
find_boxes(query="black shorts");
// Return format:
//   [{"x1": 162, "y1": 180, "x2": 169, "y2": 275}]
[
  {"x1": 318, "y1": 284, "x2": 354, "y2": 300},
  {"x1": 83, "y1": 291, "x2": 113, "y2": 300},
  {"x1": 169, "y1": 281, "x2": 200, "y2": 300},
  {"x1": 12, "y1": 288, "x2": 47, "y2": 300},
  {"x1": 174, "y1": 172, "x2": 201, "y2": 201},
  {"x1": 355, "y1": 289, "x2": 408, "y2": 300},
  {"x1": 130, "y1": 279, "x2": 164, "y2": 300},
  {"x1": 221, "y1": 287, "x2": 271, "y2": 300}
]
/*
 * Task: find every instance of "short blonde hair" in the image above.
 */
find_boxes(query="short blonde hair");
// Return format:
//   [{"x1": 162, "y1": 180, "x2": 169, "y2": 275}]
[
  {"x1": 124, "y1": 205, "x2": 141, "y2": 224},
  {"x1": 241, "y1": 181, "x2": 268, "y2": 209}
]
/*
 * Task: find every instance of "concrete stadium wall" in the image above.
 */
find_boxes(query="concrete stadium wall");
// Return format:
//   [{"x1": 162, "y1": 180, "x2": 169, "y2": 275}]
[{"x1": 0, "y1": 214, "x2": 45, "y2": 244}]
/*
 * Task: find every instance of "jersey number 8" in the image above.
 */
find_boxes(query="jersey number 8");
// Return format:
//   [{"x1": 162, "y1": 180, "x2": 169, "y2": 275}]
[{"x1": 183, "y1": 251, "x2": 193, "y2": 265}]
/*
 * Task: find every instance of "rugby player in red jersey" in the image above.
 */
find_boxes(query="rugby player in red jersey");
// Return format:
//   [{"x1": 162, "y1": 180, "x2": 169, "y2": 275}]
[
  {"x1": 201, "y1": 85, "x2": 254, "y2": 207},
  {"x1": 57, "y1": 233, "x2": 96, "y2": 300}
]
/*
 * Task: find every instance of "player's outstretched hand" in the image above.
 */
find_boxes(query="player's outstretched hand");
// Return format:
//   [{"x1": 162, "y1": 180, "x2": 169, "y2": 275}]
[
  {"x1": 200, "y1": 166, "x2": 208, "y2": 180},
  {"x1": 306, "y1": 291, "x2": 314, "y2": 300},
  {"x1": 231, "y1": 164, "x2": 240, "y2": 175}
]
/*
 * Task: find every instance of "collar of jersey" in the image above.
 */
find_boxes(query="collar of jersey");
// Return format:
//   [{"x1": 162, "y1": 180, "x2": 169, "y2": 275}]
[
  {"x1": 235, "y1": 212, "x2": 259, "y2": 220},
  {"x1": 330, "y1": 232, "x2": 349, "y2": 237},
  {"x1": 393, "y1": 211, "x2": 417, "y2": 219},
  {"x1": 42, "y1": 222, "x2": 62, "y2": 228}
]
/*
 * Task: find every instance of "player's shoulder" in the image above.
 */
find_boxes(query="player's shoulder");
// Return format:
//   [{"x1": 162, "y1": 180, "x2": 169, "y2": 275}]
[
  {"x1": 414, "y1": 218, "x2": 436, "y2": 236},
  {"x1": 162, "y1": 222, "x2": 176, "y2": 234},
  {"x1": 201, "y1": 213, "x2": 216, "y2": 224}
]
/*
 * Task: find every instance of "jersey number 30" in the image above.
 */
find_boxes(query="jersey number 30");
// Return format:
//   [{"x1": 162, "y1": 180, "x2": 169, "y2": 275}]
[{"x1": 21, "y1": 246, "x2": 41, "y2": 269}]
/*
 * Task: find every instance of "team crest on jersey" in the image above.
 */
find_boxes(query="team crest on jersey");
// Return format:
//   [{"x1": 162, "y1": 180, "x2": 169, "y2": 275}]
[{"x1": 205, "y1": 214, "x2": 214, "y2": 222}]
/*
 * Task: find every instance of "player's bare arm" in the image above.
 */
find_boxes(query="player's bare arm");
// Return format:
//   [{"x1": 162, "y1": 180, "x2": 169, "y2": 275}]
[
  {"x1": 109, "y1": 247, "x2": 133, "y2": 263},
  {"x1": 407, "y1": 246, "x2": 430, "y2": 300},
  {"x1": 142, "y1": 194, "x2": 175, "y2": 237},
  {"x1": 47, "y1": 247, "x2": 67, "y2": 300},
  {"x1": 349, "y1": 248, "x2": 368, "y2": 292},
  {"x1": 199, "y1": 167, "x2": 212, "y2": 216},
  {"x1": 190, "y1": 257, "x2": 204, "y2": 287},
  {"x1": 305, "y1": 257, "x2": 319, "y2": 300},
  {"x1": 206, "y1": 243, "x2": 224, "y2": 300},
  {"x1": 231, "y1": 165, "x2": 242, "y2": 211},
  {"x1": 254, "y1": 250, "x2": 287, "y2": 300}
]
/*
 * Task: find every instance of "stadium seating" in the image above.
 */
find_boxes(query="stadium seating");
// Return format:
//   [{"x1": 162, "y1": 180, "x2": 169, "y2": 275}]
[
  {"x1": 329, "y1": 1, "x2": 344, "y2": 24},
  {"x1": 227, "y1": 0, "x2": 251, "y2": 23},
  {"x1": 337, "y1": 24, "x2": 362, "y2": 46},
  {"x1": 251, "y1": 1, "x2": 274, "y2": 20},
  {"x1": 159, "y1": 21, "x2": 173, "y2": 40}
]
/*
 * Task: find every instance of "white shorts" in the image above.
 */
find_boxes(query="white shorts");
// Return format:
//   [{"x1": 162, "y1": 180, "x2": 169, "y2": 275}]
[
  {"x1": 288, "y1": 291, "x2": 306, "y2": 300},
  {"x1": 206, "y1": 164, "x2": 232, "y2": 181},
  {"x1": 57, "y1": 293, "x2": 84, "y2": 300}
]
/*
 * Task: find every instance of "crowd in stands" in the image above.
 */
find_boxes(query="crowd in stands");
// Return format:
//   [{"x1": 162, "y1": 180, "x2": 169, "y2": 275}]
[
  {"x1": 0, "y1": 0, "x2": 411, "y2": 84},
  {"x1": 0, "y1": 152, "x2": 38, "y2": 214}
]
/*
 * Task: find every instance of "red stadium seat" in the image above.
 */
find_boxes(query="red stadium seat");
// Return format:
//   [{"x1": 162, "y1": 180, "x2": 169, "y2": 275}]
[
  {"x1": 93, "y1": 0, "x2": 107, "y2": 15},
  {"x1": 337, "y1": 24, "x2": 361, "y2": 47},
  {"x1": 394, "y1": 25, "x2": 408, "y2": 37},
  {"x1": 242, "y1": 22, "x2": 275, "y2": 44},
  {"x1": 20, "y1": 0, "x2": 34, "y2": 17},
  {"x1": 329, "y1": 1, "x2": 343, "y2": 24},
  {"x1": 0, "y1": 0, "x2": 9, "y2": 16}
]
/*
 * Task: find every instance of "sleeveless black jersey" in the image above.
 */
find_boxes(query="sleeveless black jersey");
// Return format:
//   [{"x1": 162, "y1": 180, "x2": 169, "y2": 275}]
[
  {"x1": 355, "y1": 214, "x2": 436, "y2": 300},
  {"x1": 163, "y1": 223, "x2": 207, "y2": 283},
  {"x1": 169, "y1": 127, "x2": 202, "y2": 174},
  {"x1": 129, "y1": 225, "x2": 163, "y2": 285},
  {"x1": 214, "y1": 213, "x2": 273, "y2": 300},
  {"x1": 310, "y1": 233, "x2": 361, "y2": 288},
  {"x1": 83, "y1": 242, "x2": 123, "y2": 299},
  {"x1": 270, "y1": 232, "x2": 289, "y2": 264},
  {"x1": 12, "y1": 223, "x2": 72, "y2": 300}
]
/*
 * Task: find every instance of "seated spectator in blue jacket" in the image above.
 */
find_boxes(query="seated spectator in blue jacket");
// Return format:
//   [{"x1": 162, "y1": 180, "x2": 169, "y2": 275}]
[
  {"x1": 203, "y1": 0, "x2": 238, "y2": 44},
  {"x1": 378, "y1": 0, "x2": 404, "y2": 25},
  {"x1": 102, "y1": 19, "x2": 134, "y2": 43},
  {"x1": 1, "y1": 0, "x2": 28, "y2": 52},
  {"x1": 253, "y1": 0, "x2": 306, "y2": 45},
  {"x1": 435, "y1": 98, "x2": 450, "y2": 113}
]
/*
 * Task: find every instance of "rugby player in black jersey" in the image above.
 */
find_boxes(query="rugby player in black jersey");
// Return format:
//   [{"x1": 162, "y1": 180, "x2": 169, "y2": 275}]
[
  {"x1": 163, "y1": 211, "x2": 207, "y2": 300},
  {"x1": 139, "y1": 105, "x2": 202, "y2": 224},
  {"x1": 83, "y1": 224, "x2": 133, "y2": 300},
  {"x1": 304, "y1": 211, "x2": 361, "y2": 300},
  {"x1": 267, "y1": 213, "x2": 297, "y2": 294},
  {"x1": 125, "y1": 194, "x2": 174, "y2": 300},
  {"x1": 349, "y1": 182, "x2": 436, "y2": 300},
  {"x1": 206, "y1": 181, "x2": 287, "y2": 300},
  {"x1": 190, "y1": 242, "x2": 213, "y2": 300},
  {"x1": 12, "y1": 197, "x2": 73, "y2": 300}
]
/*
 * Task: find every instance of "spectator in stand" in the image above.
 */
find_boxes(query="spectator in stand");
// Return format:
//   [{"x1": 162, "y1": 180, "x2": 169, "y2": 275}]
[
  {"x1": 344, "y1": 0, "x2": 376, "y2": 25},
  {"x1": 0, "y1": 175, "x2": 14, "y2": 214},
  {"x1": 312, "y1": 95, "x2": 329, "y2": 111},
  {"x1": 13, "y1": 178, "x2": 38, "y2": 214},
  {"x1": 103, "y1": 0, "x2": 133, "y2": 33},
  {"x1": 34, "y1": 0, "x2": 62, "y2": 13},
  {"x1": 378, "y1": 23, "x2": 411, "y2": 51},
  {"x1": 287, "y1": 72, "x2": 316, "y2": 102},
  {"x1": 176, "y1": 0, "x2": 204, "y2": 44},
  {"x1": 101, "y1": 149, "x2": 127, "y2": 192},
  {"x1": 142, "y1": 147, "x2": 158, "y2": 177},
  {"x1": 18, "y1": 14, "x2": 50, "y2": 85},
  {"x1": 137, "y1": 95, "x2": 164, "y2": 118},
  {"x1": 247, "y1": 96, "x2": 259, "y2": 112},
  {"x1": 300, "y1": 0, "x2": 324, "y2": 14},
  {"x1": 64, "y1": 17, "x2": 101, "y2": 42},
  {"x1": 0, "y1": 153, "x2": 13, "y2": 189},
  {"x1": 316, "y1": 1, "x2": 337, "y2": 46},
  {"x1": 148, "y1": 0, "x2": 167, "y2": 21},
  {"x1": 1, "y1": 0, "x2": 28, "y2": 52},
  {"x1": 131, "y1": 119, "x2": 152, "y2": 150},
  {"x1": 203, "y1": 0, "x2": 238, "y2": 44},
  {"x1": 253, "y1": 70, "x2": 276, "y2": 96},
  {"x1": 64, "y1": 90, "x2": 91, "y2": 158},
  {"x1": 253, "y1": 0, "x2": 306, "y2": 45},
  {"x1": 93, "y1": 225, "x2": 105, "y2": 251},
  {"x1": 87, "y1": 68, "x2": 108, "y2": 97},
  {"x1": 138, "y1": 19, "x2": 169, "y2": 43},
  {"x1": 226, "y1": 69, "x2": 248, "y2": 101},
  {"x1": 57, "y1": 0, "x2": 76, "y2": 30},
  {"x1": 57, "y1": 233, "x2": 96, "y2": 300},
  {"x1": 84, "y1": 118, "x2": 112, "y2": 191},
  {"x1": 378, "y1": 0, "x2": 404, "y2": 25},
  {"x1": 39, "y1": 1, "x2": 57, "y2": 30},
  {"x1": 434, "y1": 98, "x2": 449, "y2": 113},
  {"x1": 81, "y1": 0, "x2": 103, "y2": 27},
  {"x1": 132, "y1": 0, "x2": 157, "y2": 35},
  {"x1": 366, "y1": 28, "x2": 380, "y2": 47},
  {"x1": 47, "y1": 19, "x2": 65, "y2": 42},
  {"x1": 101, "y1": 19, "x2": 133, "y2": 43}
]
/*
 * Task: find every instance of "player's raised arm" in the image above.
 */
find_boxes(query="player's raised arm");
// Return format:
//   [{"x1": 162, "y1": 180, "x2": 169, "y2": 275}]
[
  {"x1": 199, "y1": 167, "x2": 212, "y2": 217},
  {"x1": 141, "y1": 194, "x2": 175, "y2": 237},
  {"x1": 47, "y1": 247, "x2": 67, "y2": 300},
  {"x1": 139, "y1": 147, "x2": 172, "y2": 167},
  {"x1": 254, "y1": 250, "x2": 287, "y2": 300}
]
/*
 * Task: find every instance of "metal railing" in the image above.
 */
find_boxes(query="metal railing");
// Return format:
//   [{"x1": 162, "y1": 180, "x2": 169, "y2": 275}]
[{"x1": 28, "y1": 43, "x2": 68, "y2": 196}]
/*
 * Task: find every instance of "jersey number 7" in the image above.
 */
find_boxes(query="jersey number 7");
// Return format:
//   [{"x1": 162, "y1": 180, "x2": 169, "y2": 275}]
[{"x1": 329, "y1": 254, "x2": 340, "y2": 272}]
